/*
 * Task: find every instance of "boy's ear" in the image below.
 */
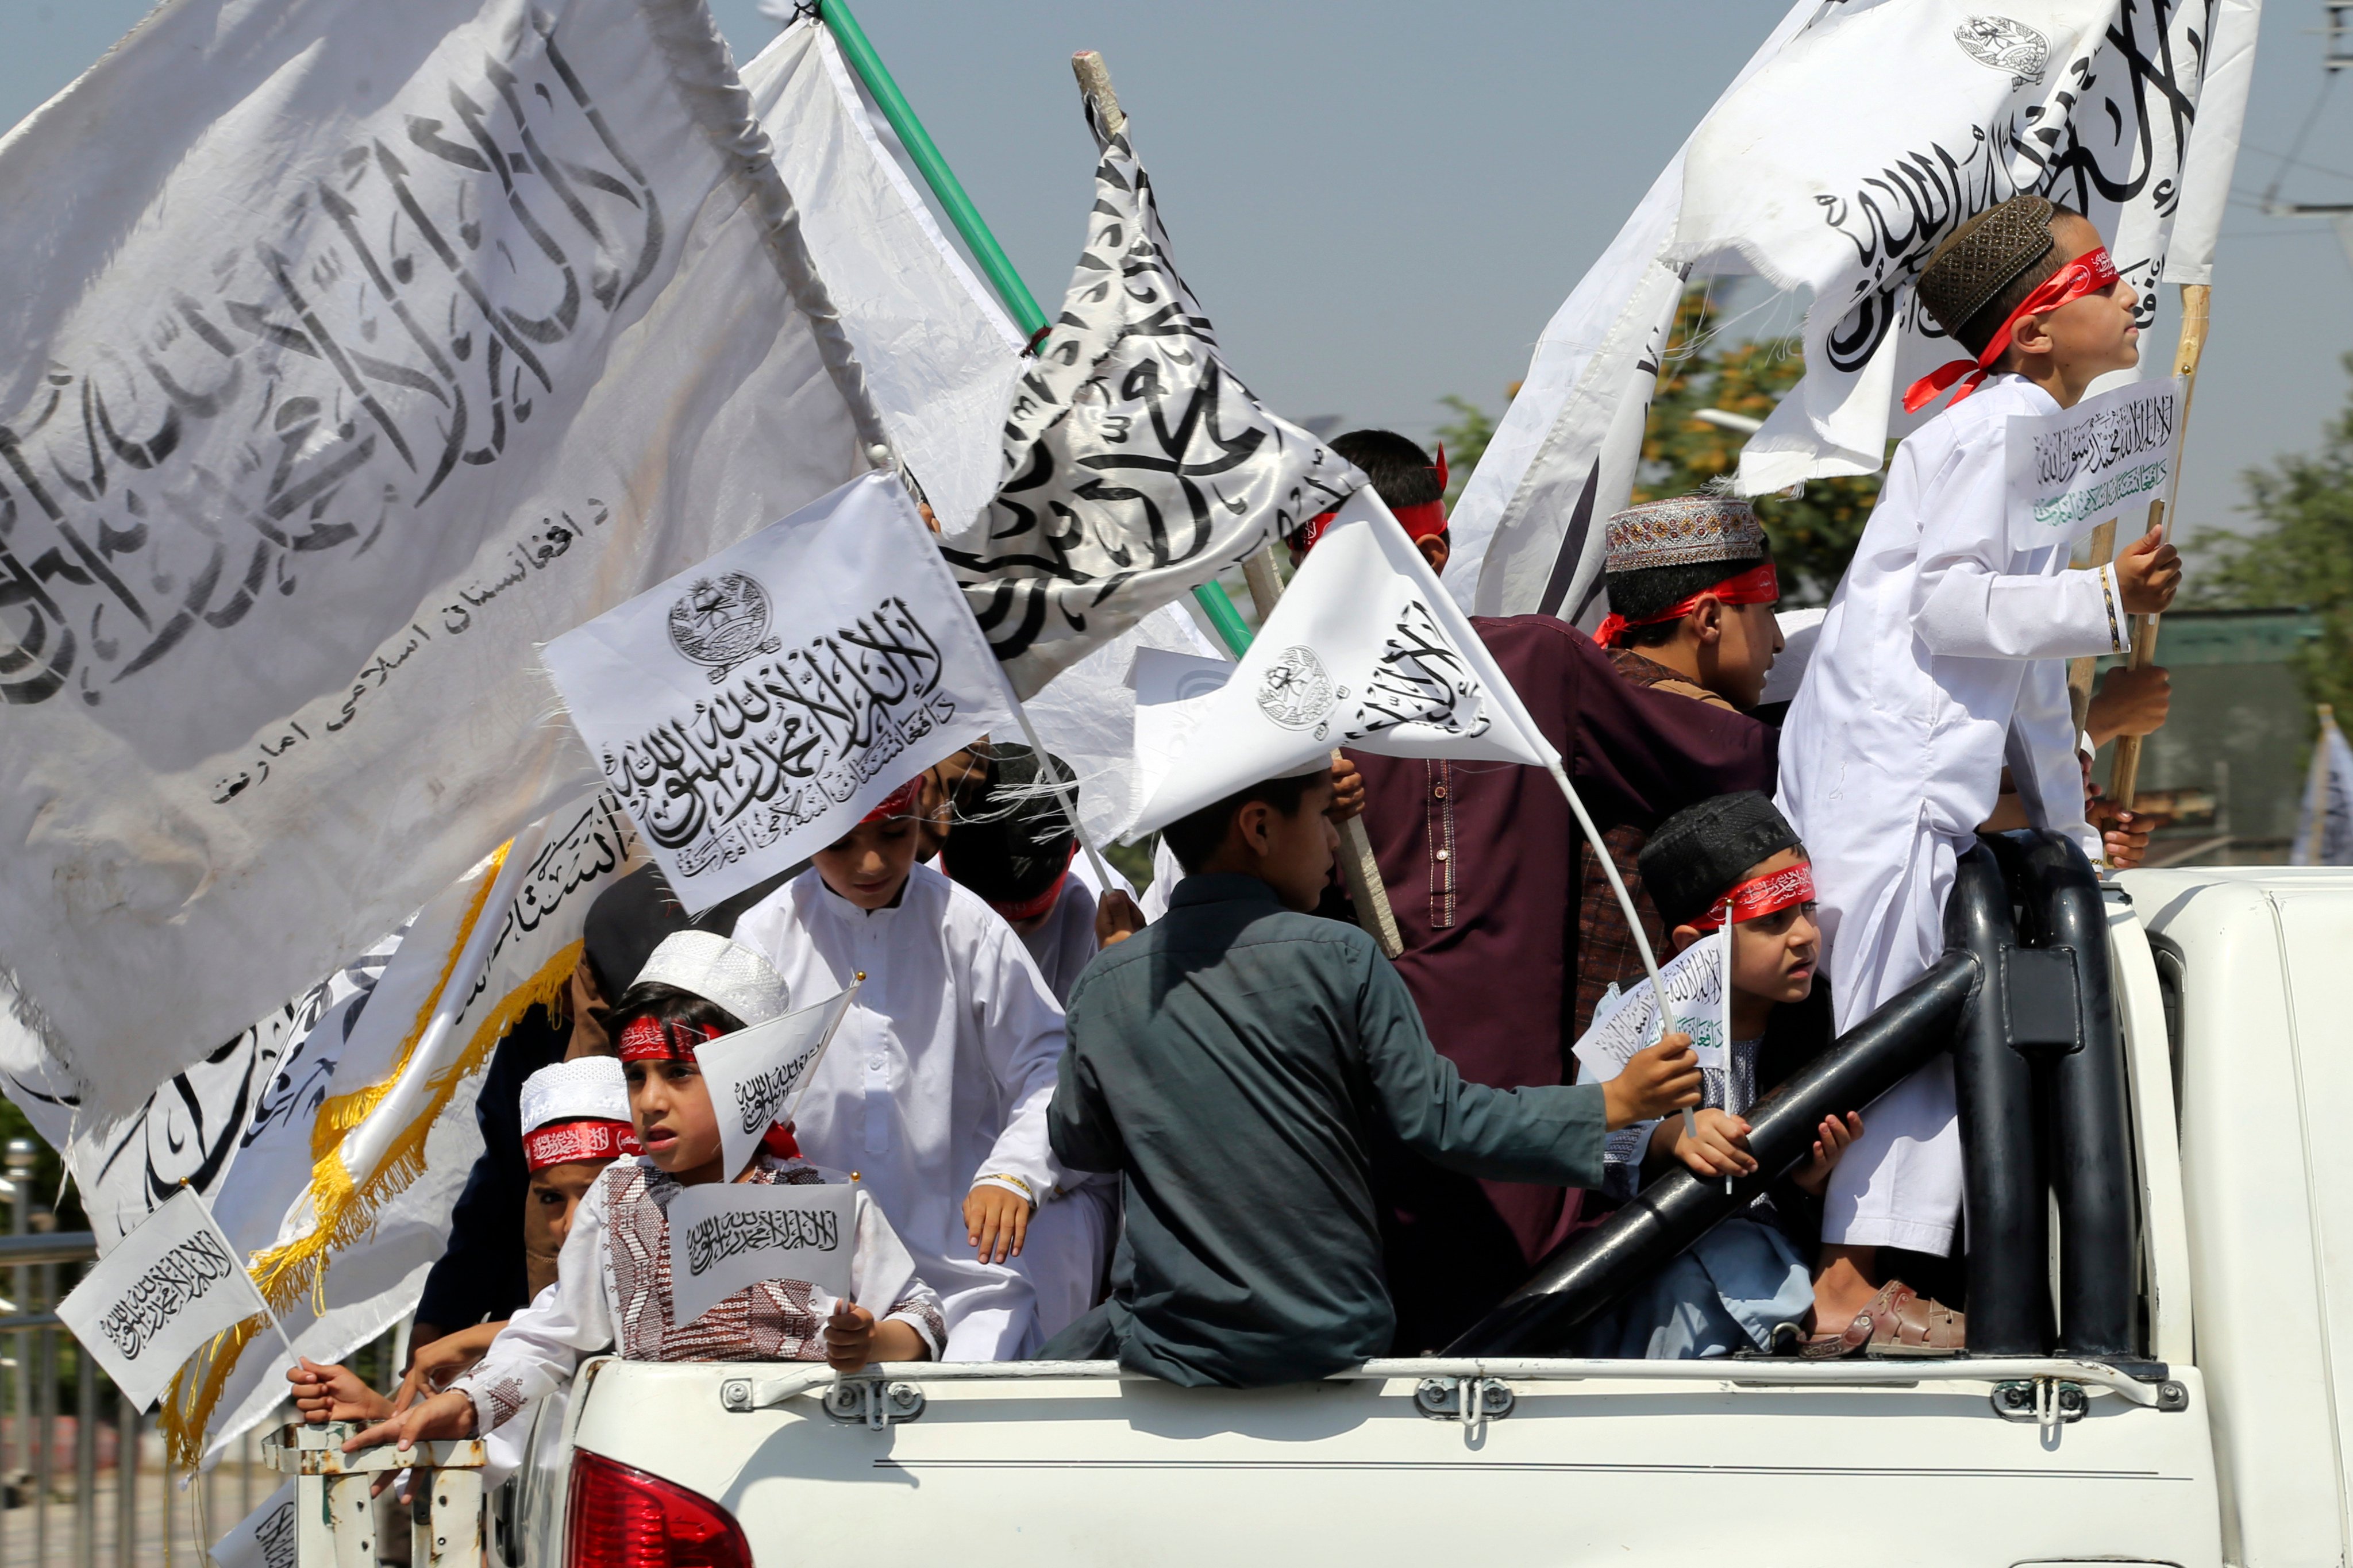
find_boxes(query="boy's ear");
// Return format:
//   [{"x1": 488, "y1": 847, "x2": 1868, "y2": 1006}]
[{"x1": 1670, "y1": 924, "x2": 1705, "y2": 954}]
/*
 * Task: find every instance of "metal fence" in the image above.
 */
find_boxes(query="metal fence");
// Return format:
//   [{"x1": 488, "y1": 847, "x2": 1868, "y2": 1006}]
[{"x1": 0, "y1": 1143, "x2": 405, "y2": 1568}]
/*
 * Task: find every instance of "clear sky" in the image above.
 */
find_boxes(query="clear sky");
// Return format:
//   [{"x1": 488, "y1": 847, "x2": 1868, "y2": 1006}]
[{"x1": 8, "y1": 0, "x2": 2350, "y2": 544}]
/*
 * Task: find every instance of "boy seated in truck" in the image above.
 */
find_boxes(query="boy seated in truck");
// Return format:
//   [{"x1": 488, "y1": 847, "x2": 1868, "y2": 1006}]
[
  {"x1": 345, "y1": 931, "x2": 943, "y2": 1454},
  {"x1": 1569, "y1": 792, "x2": 1869, "y2": 1358},
  {"x1": 731, "y1": 775, "x2": 1103, "y2": 1358},
  {"x1": 1038, "y1": 762, "x2": 1705, "y2": 1386},
  {"x1": 288, "y1": 1057, "x2": 641, "y2": 1474}
]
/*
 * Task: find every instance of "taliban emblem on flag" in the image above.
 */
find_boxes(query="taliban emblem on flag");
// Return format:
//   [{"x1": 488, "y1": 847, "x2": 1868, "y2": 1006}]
[
  {"x1": 667, "y1": 573, "x2": 781, "y2": 683},
  {"x1": 1953, "y1": 17, "x2": 2048, "y2": 87},
  {"x1": 1257, "y1": 647, "x2": 1338, "y2": 734}
]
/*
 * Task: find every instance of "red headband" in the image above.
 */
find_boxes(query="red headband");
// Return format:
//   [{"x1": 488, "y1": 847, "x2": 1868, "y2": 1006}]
[
  {"x1": 1904, "y1": 246, "x2": 2122, "y2": 414},
  {"x1": 525, "y1": 1119, "x2": 639, "y2": 1172},
  {"x1": 1293, "y1": 446, "x2": 1449, "y2": 555},
  {"x1": 617, "y1": 1016, "x2": 724, "y2": 1064},
  {"x1": 860, "y1": 776, "x2": 925, "y2": 826},
  {"x1": 1594, "y1": 560, "x2": 1780, "y2": 649},
  {"x1": 1686, "y1": 861, "x2": 1816, "y2": 934}
]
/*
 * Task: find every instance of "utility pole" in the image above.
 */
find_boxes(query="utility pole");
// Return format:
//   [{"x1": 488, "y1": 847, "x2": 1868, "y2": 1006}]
[{"x1": 2260, "y1": 6, "x2": 2353, "y2": 265}]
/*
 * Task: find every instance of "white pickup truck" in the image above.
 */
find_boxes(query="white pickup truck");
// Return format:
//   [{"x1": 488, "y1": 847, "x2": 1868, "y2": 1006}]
[{"x1": 481, "y1": 850, "x2": 2349, "y2": 1568}]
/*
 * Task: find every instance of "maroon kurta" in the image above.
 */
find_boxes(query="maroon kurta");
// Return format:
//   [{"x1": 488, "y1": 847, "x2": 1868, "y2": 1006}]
[{"x1": 1343, "y1": 616, "x2": 1777, "y2": 1353}]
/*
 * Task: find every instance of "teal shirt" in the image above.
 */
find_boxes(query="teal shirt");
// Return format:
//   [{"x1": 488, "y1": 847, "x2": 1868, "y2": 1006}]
[{"x1": 1049, "y1": 874, "x2": 1607, "y2": 1386}]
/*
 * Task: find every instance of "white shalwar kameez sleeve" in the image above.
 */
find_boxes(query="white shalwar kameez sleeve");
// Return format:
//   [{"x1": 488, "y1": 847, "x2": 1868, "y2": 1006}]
[
  {"x1": 1776, "y1": 375, "x2": 2127, "y2": 1256},
  {"x1": 732, "y1": 864, "x2": 1095, "y2": 1358}
]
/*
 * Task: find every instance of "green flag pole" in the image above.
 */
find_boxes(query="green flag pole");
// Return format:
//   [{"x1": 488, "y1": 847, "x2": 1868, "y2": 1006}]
[{"x1": 816, "y1": 0, "x2": 1258, "y2": 658}]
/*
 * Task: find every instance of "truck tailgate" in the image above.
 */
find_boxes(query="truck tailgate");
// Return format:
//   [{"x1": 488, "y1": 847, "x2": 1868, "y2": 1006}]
[{"x1": 567, "y1": 1358, "x2": 2220, "y2": 1566}]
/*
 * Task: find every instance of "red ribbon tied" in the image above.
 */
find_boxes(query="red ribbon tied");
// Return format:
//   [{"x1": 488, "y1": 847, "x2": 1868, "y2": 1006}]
[
  {"x1": 523, "y1": 1119, "x2": 639, "y2": 1172},
  {"x1": 1594, "y1": 560, "x2": 1781, "y2": 650},
  {"x1": 1686, "y1": 861, "x2": 1817, "y2": 934},
  {"x1": 1903, "y1": 246, "x2": 2123, "y2": 415}
]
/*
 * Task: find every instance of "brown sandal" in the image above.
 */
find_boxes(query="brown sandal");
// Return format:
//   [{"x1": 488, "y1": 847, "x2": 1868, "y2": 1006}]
[{"x1": 1800, "y1": 1280, "x2": 1966, "y2": 1359}]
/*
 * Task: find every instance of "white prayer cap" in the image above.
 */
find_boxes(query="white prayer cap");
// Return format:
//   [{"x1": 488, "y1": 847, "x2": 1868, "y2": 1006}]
[
  {"x1": 1760, "y1": 607, "x2": 1827, "y2": 708},
  {"x1": 631, "y1": 931, "x2": 792, "y2": 1027},
  {"x1": 519, "y1": 1057, "x2": 630, "y2": 1136}
]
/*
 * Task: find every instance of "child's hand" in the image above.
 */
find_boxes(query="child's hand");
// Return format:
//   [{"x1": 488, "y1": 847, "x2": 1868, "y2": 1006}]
[
  {"x1": 287, "y1": 1357, "x2": 393, "y2": 1426},
  {"x1": 2091, "y1": 802, "x2": 2155, "y2": 870},
  {"x1": 964, "y1": 1183, "x2": 1033, "y2": 1263},
  {"x1": 1672, "y1": 1108, "x2": 1756, "y2": 1180},
  {"x1": 2115, "y1": 526, "x2": 2182, "y2": 616},
  {"x1": 1094, "y1": 889, "x2": 1147, "y2": 949},
  {"x1": 1603, "y1": 1033, "x2": 1703, "y2": 1129},
  {"x1": 390, "y1": 1322, "x2": 502, "y2": 1413},
  {"x1": 1327, "y1": 755, "x2": 1366, "y2": 823},
  {"x1": 825, "y1": 1300, "x2": 878, "y2": 1373},
  {"x1": 1790, "y1": 1111, "x2": 1864, "y2": 1196}
]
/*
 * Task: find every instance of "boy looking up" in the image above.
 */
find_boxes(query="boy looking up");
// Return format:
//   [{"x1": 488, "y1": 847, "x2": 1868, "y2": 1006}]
[
  {"x1": 732, "y1": 774, "x2": 1102, "y2": 1357},
  {"x1": 1300, "y1": 432, "x2": 1778, "y2": 1354},
  {"x1": 1778, "y1": 195, "x2": 2179, "y2": 1340},
  {"x1": 1042, "y1": 764, "x2": 1704, "y2": 1387}
]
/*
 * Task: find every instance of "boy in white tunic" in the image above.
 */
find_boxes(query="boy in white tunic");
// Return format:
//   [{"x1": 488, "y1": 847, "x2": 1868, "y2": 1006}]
[
  {"x1": 342, "y1": 933, "x2": 943, "y2": 1459},
  {"x1": 1777, "y1": 196, "x2": 2176, "y2": 1343},
  {"x1": 733, "y1": 774, "x2": 1091, "y2": 1358}
]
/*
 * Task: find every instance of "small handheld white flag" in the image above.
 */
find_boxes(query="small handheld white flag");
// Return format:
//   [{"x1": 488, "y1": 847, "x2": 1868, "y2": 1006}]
[
  {"x1": 1126, "y1": 490, "x2": 1551, "y2": 838},
  {"x1": 694, "y1": 987, "x2": 859, "y2": 1182},
  {"x1": 2005, "y1": 377, "x2": 2182, "y2": 554},
  {"x1": 2292, "y1": 707, "x2": 2353, "y2": 868},
  {"x1": 56, "y1": 1188, "x2": 283, "y2": 1412},
  {"x1": 543, "y1": 474, "x2": 1013, "y2": 914},
  {"x1": 211, "y1": 1482, "x2": 298, "y2": 1568},
  {"x1": 667, "y1": 1182, "x2": 857, "y2": 1326},
  {"x1": 1573, "y1": 933, "x2": 1731, "y2": 1093}
]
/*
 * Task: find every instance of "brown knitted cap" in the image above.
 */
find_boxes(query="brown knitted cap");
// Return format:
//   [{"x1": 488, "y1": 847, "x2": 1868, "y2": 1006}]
[{"x1": 1918, "y1": 194, "x2": 2057, "y2": 340}]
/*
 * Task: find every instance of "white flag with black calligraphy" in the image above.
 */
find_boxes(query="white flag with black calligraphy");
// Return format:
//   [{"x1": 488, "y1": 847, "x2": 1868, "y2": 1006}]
[
  {"x1": 695, "y1": 985, "x2": 858, "y2": 1182},
  {"x1": 1671, "y1": 0, "x2": 2239, "y2": 491},
  {"x1": 1127, "y1": 490, "x2": 1553, "y2": 838},
  {"x1": 6, "y1": 792, "x2": 642, "y2": 1465},
  {"x1": 0, "y1": 0, "x2": 892, "y2": 1121},
  {"x1": 668, "y1": 1181, "x2": 857, "y2": 1326},
  {"x1": 939, "y1": 102, "x2": 1360, "y2": 699},
  {"x1": 56, "y1": 1188, "x2": 278, "y2": 1412},
  {"x1": 543, "y1": 473, "x2": 1012, "y2": 914},
  {"x1": 211, "y1": 1482, "x2": 298, "y2": 1568}
]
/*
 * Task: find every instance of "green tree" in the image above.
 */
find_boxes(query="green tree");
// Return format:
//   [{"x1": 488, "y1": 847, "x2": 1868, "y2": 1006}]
[
  {"x1": 2191, "y1": 353, "x2": 2353, "y2": 712},
  {"x1": 1635, "y1": 287, "x2": 1888, "y2": 605}
]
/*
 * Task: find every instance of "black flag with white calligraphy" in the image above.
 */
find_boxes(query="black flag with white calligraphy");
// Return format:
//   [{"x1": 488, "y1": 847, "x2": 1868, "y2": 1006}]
[{"x1": 939, "y1": 103, "x2": 1361, "y2": 698}]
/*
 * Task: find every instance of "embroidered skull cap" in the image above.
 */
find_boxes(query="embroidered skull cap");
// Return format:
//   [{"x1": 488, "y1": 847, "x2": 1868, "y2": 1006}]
[
  {"x1": 632, "y1": 930, "x2": 792, "y2": 1028},
  {"x1": 1604, "y1": 495, "x2": 1766, "y2": 575},
  {"x1": 1917, "y1": 194, "x2": 2057, "y2": 342},
  {"x1": 519, "y1": 1056, "x2": 631, "y2": 1135}
]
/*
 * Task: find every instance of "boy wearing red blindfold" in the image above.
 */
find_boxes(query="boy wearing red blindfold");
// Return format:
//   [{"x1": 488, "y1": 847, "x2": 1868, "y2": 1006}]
[{"x1": 1778, "y1": 195, "x2": 2175, "y2": 1347}]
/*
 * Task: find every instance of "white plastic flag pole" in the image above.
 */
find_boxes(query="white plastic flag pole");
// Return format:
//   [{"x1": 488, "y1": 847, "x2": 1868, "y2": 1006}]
[{"x1": 1542, "y1": 757, "x2": 1697, "y2": 1144}]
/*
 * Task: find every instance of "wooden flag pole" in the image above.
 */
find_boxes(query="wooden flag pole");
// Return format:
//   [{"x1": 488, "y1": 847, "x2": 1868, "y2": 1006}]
[
  {"x1": 2067, "y1": 518, "x2": 2121, "y2": 737},
  {"x1": 1073, "y1": 52, "x2": 1402, "y2": 959},
  {"x1": 2107, "y1": 283, "x2": 2213, "y2": 809}
]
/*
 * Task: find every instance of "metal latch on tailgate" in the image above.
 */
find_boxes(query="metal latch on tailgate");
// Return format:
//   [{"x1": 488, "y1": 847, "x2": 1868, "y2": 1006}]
[
  {"x1": 1992, "y1": 1378, "x2": 2087, "y2": 1433},
  {"x1": 822, "y1": 1376, "x2": 926, "y2": 1429},
  {"x1": 1415, "y1": 1377, "x2": 1515, "y2": 1436}
]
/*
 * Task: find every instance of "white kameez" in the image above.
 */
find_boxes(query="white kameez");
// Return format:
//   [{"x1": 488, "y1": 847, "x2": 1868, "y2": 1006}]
[
  {"x1": 732, "y1": 864, "x2": 1085, "y2": 1358},
  {"x1": 448, "y1": 1157, "x2": 941, "y2": 1439},
  {"x1": 1777, "y1": 375, "x2": 2127, "y2": 1255}
]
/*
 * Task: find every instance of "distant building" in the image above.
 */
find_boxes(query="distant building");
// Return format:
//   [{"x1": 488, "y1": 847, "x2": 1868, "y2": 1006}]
[{"x1": 2094, "y1": 608, "x2": 2323, "y2": 865}]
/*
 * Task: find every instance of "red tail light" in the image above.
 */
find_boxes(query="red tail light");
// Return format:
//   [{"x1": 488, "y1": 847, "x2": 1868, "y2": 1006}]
[{"x1": 567, "y1": 1451, "x2": 752, "y2": 1568}]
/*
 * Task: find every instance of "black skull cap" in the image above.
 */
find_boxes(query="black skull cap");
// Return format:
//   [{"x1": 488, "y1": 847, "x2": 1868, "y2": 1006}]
[{"x1": 1638, "y1": 791, "x2": 1803, "y2": 929}]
